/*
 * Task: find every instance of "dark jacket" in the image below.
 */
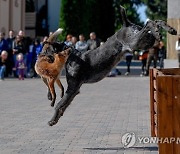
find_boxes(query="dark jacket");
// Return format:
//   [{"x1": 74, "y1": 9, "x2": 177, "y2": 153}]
[{"x1": 0, "y1": 39, "x2": 8, "y2": 53}]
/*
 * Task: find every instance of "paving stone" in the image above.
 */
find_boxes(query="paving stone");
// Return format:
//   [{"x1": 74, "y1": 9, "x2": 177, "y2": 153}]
[{"x1": 0, "y1": 77, "x2": 158, "y2": 153}]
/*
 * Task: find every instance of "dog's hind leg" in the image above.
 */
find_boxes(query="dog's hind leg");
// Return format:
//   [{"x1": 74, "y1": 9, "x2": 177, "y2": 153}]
[
  {"x1": 42, "y1": 77, "x2": 52, "y2": 101},
  {"x1": 119, "y1": 5, "x2": 132, "y2": 27},
  {"x1": 56, "y1": 78, "x2": 64, "y2": 98},
  {"x1": 48, "y1": 78, "x2": 56, "y2": 107},
  {"x1": 155, "y1": 20, "x2": 177, "y2": 35},
  {"x1": 48, "y1": 81, "x2": 82, "y2": 126}
]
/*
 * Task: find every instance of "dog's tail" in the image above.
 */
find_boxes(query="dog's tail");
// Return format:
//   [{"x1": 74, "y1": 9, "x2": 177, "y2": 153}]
[
  {"x1": 48, "y1": 28, "x2": 63, "y2": 42},
  {"x1": 120, "y1": 5, "x2": 132, "y2": 27}
]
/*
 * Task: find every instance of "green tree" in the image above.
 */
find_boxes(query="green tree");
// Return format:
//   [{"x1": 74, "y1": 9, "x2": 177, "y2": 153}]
[
  {"x1": 142, "y1": 0, "x2": 167, "y2": 41},
  {"x1": 113, "y1": 0, "x2": 143, "y2": 30},
  {"x1": 142, "y1": 0, "x2": 167, "y2": 21},
  {"x1": 59, "y1": 0, "x2": 115, "y2": 41},
  {"x1": 59, "y1": 0, "x2": 143, "y2": 41}
]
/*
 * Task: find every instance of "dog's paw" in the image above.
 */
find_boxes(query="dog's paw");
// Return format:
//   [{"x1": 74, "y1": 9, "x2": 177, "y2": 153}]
[
  {"x1": 48, "y1": 109, "x2": 64, "y2": 126},
  {"x1": 50, "y1": 101, "x2": 55, "y2": 107},
  {"x1": 47, "y1": 92, "x2": 52, "y2": 101},
  {"x1": 48, "y1": 120, "x2": 57, "y2": 126},
  {"x1": 168, "y1": 28, "x2": 177, "y2": 35}
]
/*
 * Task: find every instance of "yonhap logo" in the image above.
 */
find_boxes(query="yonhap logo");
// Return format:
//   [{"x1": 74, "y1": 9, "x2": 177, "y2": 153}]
[
  {"x1": 121, "y1": 132, "x2": 180, "y2": 148},
  {"x1": 122, "y1": 132, "x2": 136, "y2": 148}
]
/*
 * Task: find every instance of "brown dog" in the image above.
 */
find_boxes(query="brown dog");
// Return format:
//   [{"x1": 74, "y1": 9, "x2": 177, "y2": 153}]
[{"x1": 35, "y1": 29, "x2": 70, "y2": 107}]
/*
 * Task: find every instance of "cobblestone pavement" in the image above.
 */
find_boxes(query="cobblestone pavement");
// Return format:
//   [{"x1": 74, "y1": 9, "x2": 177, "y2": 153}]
[{"x1": 0, "y1": 77, "x2": 158, "y2": 154}]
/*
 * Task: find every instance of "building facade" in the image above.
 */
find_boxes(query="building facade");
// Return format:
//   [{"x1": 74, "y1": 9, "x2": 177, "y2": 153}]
[
  {"x1": 0, "y1": 0, "x2": 61, "y2": 38},
  {"x1": 0, "y1": 0, "x2": 25, "y2": 36}
]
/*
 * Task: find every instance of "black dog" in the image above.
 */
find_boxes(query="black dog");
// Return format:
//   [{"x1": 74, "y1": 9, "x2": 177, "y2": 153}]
[{"x1": 48, "y1": 6, "x2": 177, "y2": 126}]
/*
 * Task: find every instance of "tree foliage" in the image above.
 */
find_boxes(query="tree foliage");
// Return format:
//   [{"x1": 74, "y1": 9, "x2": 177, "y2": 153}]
[
  {"x1": 113, "y1": 0, "x2": 142, "y2": 30},
  {"x1": 142, "y1": 0, "x2": 167, "y2": 41},
  {"x1": 59, "y1": 0, "x2": 142, "y2": 41},
  {"x1": 142, "y1": 0, "x2": 167, "y2": 21}
]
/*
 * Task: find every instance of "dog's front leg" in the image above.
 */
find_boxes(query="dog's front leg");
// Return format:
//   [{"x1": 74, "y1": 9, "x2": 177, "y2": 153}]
[
  {"x1": 42, "y1": 77, "x2": 52, "y2": 101},
  {"x1": 56, "y1": 78, "x2": 64, "y2": 98},
  {"x1": 48, "y1": 78, "x2": 56, "y2": 107},
  {"x1": 48, "y1": 82, "x2": 81, "y2": 126}
]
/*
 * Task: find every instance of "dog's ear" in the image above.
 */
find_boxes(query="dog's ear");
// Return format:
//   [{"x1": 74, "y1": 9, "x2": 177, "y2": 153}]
[{"x1": 51, "y1": 42, "x2": 65, "y2": 53}]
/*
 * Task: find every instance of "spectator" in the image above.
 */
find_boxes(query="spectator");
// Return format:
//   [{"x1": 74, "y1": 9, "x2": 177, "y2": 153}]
[
  {"x1": 12, "y1": 35, "x2": 23, "y2": 77},
  {"x1": 0, "y1": 51, "x2": 8, "y2": 80},
  {"x1": 64, "y1": 34, "x2": 73, "y2": 46},
  {"x1": 6, "y1": 30, "x2": 15, "y2": 76},
  {"x1": 0, "y1": 32, "x2": 8, "y2": 53},
  {"x1": 26, "y1": 42, "x2": 34, "y2": 77},
  {"x1": 139, "y1": 50, "x2": 148, "y2": 76},
  {"x1": 158, "y1": 41, "x2": 166, "y2": 69},
  {"x1": 32, "y1": 39, "x2": 43, "y2": 77},
  {"x1": 175, "y1": 35, "x2": 180, "y2": 68},
  {"x1": 18, "y1": 30, "x2": 31, "y2": 66},
  {"x1": 14, "y1": 53, "x2": 26, "y2": 80},
  {"x1": 145, "y1": 41, "x2": 159, "y2": 76},
  {"x1": 34, "y1": 39, "x2": 42, "y2": 56},
  {"x1": 71, "y1": 36, "x2": 77, "y2": 48},
  {"x1": 75, "y1": 34, "x2": 88, "y2": 52},
  {"x1": 87, "y1": 32, "x2": 101, "y2": 50},
  {"x1": 12, "y1": 35, "x2": 23, "y2": 61},
  {"x1": 124, "y1": 52, "x2": 133, "y2": 75},
  {"x1": 6, "y1": 30, "x2": 15, "y2": 50}
]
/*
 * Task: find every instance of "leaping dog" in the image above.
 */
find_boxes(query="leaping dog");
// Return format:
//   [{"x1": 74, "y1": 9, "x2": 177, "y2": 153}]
[
  {"x1": 35, "y1": 29, "x2": 70, "y2": 107},
  {"x1": 47, "y1": 6, "x2": 177, "y2": 126}
]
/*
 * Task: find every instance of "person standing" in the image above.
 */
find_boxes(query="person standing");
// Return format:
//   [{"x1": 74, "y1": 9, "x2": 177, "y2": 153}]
[
  {"x1": 87, "y1": 32, "x2": 101, "y2": 50},
  {"x1": 158, "y1": 41, "x2": 166, "y2": 69},
  {"x1": 175, "y1": 35, "x2": 180, "y2": 68},
  {"x1": 12, "y1": 35, "x2": 23, "y2": 77},
  {"x1": 18, "y1": 30, "x2": 31, "y2": 68},
  {"x1": 124, "y1": 52, "x2": 133, "y2": 75},
  {"x1": 6, "y1": 30, "x2": 15, "y2": 76},
  {"x1": 145, "y1": 41, "x2": 159, "y2": 76},
  {"x1": 75, "y1": 34, "x2": 88, "y2": 52},
  {"x1": 139, "y1": 50, "x2": 148, "y2": 76}
]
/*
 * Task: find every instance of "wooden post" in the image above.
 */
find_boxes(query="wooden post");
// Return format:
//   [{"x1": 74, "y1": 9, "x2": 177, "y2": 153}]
[
  {"x1": 157, "y1": 76, "x2": 174, "y2": 154},
  {"x1": 150, "y1": 68, "x2": 180, "y2": 154},
  {"x1": 172, "y1": 77, "x2": 180, "y2": 154},
  {"x1": 150, "y1": 69, "x2": 156, "y2": 137}
]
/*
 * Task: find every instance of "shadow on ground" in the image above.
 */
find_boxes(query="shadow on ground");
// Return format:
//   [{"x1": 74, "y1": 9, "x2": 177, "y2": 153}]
[{"x1": 84, "y1": 146, "x2": 158, "y2": 151}]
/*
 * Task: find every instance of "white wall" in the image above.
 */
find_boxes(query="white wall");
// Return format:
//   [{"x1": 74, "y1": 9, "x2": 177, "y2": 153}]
[{"x1": 48, "y1": 0, "x2": 61, "y2": 32}]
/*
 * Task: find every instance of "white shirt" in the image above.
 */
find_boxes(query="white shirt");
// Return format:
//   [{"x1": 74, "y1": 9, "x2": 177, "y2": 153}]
[{"x1": 175, "y1": 41, "x2": 180, "y2": 51}]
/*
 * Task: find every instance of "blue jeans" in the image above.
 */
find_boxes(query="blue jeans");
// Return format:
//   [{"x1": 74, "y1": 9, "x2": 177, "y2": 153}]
[{"x1": 0, "y1": 65, "x2": 6, "y2": 79}]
